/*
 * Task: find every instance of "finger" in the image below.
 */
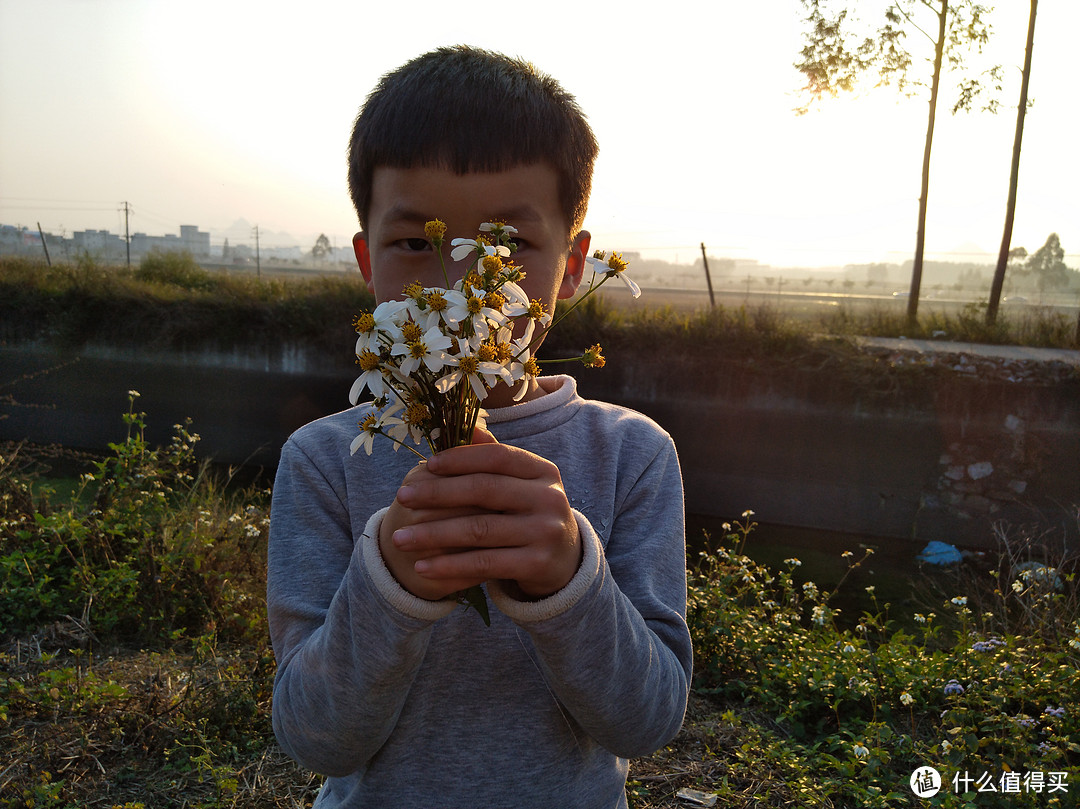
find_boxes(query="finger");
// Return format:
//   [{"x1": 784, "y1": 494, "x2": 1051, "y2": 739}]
[
  {"x1": 425, "y1": 441, "x2": 556, "y2": 481},
  {"x1": 392, "y1": 509, "x2": 569, "y2": 553},
  {"x1": 412, "y1": 544, "x2": 574, "y2": 599},
  {"x1": 392, "y1": 512, "x2": 521, "y2": 552},
  {"x1": 413, "y1": 545, "x2": 534, "y2": 582},
  {"x1": 397, "y1": 469, "x2": 565, "y2": 514},
  {"x1": 470, "y1": 426, "x2": 499, "y2": 445},
  {"x1": 394, "y1": 504, "x2": 491, "y2": 526}
]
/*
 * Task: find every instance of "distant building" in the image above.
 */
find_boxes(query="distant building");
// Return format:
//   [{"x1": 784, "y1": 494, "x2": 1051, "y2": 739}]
[
  {"x1": 72, "y1": 229, "x2": 125, "y2": 259},
  {"x1": 179, "y1": 225, "x2": 210, "y2": 257},
  {"x1": 130, "y1": 225, "x2": 210, "y2": 258}
]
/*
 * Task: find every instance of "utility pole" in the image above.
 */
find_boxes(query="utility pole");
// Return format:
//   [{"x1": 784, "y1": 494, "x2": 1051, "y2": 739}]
[
  {"x1": 253, "y1": 225, "x2": 261, "y2": 278},
  {"x1": 121, "y1": 201, "x2": 132, "y2": 268},
  {"x1": 700, "y1": 243, "x2": 716, "y2": 308},
  {"x1": 37, "y1": 222, "x2": 51, "y2": 266}
]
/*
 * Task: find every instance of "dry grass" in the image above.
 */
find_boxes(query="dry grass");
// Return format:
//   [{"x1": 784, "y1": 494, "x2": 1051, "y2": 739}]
[{"x1": 0, "y1": 634, "x2": 322, "y2": 808}]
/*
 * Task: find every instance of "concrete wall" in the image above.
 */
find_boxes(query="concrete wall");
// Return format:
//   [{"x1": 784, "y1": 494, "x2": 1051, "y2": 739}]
[{"x1": 2, "y1": 342, "x2": 1076, "y2": 549}]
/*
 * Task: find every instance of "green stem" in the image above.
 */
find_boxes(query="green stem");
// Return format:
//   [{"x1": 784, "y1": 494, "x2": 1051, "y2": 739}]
[
  {"x1": 521, "y1": 273, "x2": 610, "y2": 357},
  {"x1": 436, "y1": 241, "x2": 450, "y2": 287}
]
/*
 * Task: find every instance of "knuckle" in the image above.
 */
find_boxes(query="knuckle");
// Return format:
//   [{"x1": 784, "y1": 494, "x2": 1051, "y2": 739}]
[
  {"x1": 466, "y1": 513, "x2": 494, "y2": 545},
  {"x1": 471, "y1": 550, "x2": 497, "y2": 577},
  {"x1": 475, "y1": 473, "x2": 503, "y2": 501}
]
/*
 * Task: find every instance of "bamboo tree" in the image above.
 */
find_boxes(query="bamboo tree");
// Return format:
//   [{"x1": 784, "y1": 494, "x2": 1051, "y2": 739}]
[
  {"x1": 796, "y1": 1, "x2": 997, "y2": 324},
  {"x1": 986, "y1": 0, "x2": 1038, "y2": 325}
]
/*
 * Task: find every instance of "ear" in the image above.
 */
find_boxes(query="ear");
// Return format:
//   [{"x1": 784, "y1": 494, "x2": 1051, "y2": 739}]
[
  {"x1": 558, "y1": 230, "x2": 590, "y2": 299},
  {"x1": 352, "y1": 232, "x2": 374, "y2": 292}
]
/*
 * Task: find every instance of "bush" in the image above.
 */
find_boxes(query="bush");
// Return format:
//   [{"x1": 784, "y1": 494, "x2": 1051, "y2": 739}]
[
  {"x1": 683, "y1": 513, "x2": 1079, "y2": 807},
  {"x1": 135, "y1": 250, "x2": 214, "y2": 291},
  {"x1": 0, "y1": 394, "x2": 269, "y2": 644}
]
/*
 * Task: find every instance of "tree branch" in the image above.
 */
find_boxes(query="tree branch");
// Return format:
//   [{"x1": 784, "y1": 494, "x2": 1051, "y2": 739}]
[{"x1": 892, "y1": 1, "x2": 937, "y2": 48}]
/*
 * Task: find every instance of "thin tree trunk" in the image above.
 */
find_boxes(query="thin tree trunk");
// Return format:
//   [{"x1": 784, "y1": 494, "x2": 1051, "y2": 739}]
[
  {"x1": 987, "y1": 0, "x2": 1038, "y2": 325},
  {"x1": 908, "y1": 0, "x2": 949, "y2": 324}
]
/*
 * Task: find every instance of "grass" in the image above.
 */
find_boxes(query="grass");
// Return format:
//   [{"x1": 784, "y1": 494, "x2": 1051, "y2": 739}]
[
  {"x1": 2, "y1": 254, "x2": 1077, "y2": 356},
  {"x1": 0, "y1": 254, "x2": 375, "y2": 355},
  {"x1": 1, "y1": 257, "x2": 1077, "y2": 806},
  {"x1": 1, "y1": 403, "x2": 1077, "y2": 808}
]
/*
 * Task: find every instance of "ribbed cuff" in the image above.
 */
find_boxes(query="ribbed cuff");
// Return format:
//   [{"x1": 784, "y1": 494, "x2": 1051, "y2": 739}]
[
  {"x1": 361, "y1": 507, "x2": 458, "y2": 623},
  {"x1": 488, "y1": 510, "x2": 601, "y2": 623}
]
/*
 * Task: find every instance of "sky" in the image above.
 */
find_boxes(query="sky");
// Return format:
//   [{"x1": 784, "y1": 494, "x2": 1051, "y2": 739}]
[{"x1": 1, "y1": 0, "x2": 1077, "y2": 270}]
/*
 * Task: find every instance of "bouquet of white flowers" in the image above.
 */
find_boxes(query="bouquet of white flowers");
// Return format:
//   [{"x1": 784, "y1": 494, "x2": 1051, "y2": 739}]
[{"x1": 348, "y1": 219, "x2": 638, "y2": 622}]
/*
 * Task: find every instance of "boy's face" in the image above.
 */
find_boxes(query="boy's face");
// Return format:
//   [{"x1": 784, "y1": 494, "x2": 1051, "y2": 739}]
[{"x1": 353, "y1": 163, "x2": 590, "y2": 311}]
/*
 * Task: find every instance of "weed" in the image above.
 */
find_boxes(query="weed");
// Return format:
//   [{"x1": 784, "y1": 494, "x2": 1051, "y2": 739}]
[
  {"x1": 1, "y1": 400, "x2": 1076, "y2": 806},
  {"x1": 675, "y1": 514, "x2": 1079, "y2": 807},
  {"x1": 0, "y1": 393, "x2": 269, "y2": 644}
]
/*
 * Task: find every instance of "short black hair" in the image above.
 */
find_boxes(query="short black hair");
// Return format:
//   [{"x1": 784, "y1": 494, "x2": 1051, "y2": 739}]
[{"x1": 347, "y1": 46, "x2": 598, "y2": 238}]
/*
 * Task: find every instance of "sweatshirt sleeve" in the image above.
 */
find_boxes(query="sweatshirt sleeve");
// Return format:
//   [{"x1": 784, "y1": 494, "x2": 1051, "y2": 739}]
[
  {"x1": 266, "y1": 436, "x2": 453, "y2": 777},
  {"x1": 488, "y1": 431, "x2": 692, "y2": 759}
]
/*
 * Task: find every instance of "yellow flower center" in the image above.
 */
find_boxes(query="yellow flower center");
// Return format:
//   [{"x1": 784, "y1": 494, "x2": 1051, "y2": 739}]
[
  {"x1": 356, "y1": 349, "x2": 381, "y2": 371},
  {"x1": 484, "y1": 291, "x2": 505, "y2": 310},
  {"x1": 482, "y1": 255, "x2": 503, "y2": 274},
  {"x1": 424, "y1": 219, "x2": 446, "y2": 242},
  {"x1": 405, "y1": 401, "x2": 430, "y2": 425},
  {"x1": 527, "y1": 299, "x2": 547, "y2": 320},
  {"x1": 359, "y1": 413, "x2": 379, "y2": 433},
  {"x1": 495, "y1": 342, "x2": 514, "y2": 363},
  {"x1": 352, "y1": 311, "x2": 376, "y2": 334},
  {"x1": 426, "y1": 290, "x2": 448, "y2": 311},
  {"x1": 583, "y1": 343, "x2": 606, "y2": 368},
  {"x1": 401, "y1": 322, "x2": 423, "y2": 343},
  {"x1": 606, "y1": 253, "x2": 628, "y2": 274},
  {"x1": 408, "y1": 341, "x2": 427, "y2": 359},
  {"x1": 477, "y1": 342, "x2": 498, "y2": 362},
  {"x1": 466, "y1": 296, "x2": 484, "y2": 315},
  {"x1": 403, "y1": 281, "x2": 424, "y2": 299},
  {"x1": 458, "y1": 355, "x2": 479, "y2": 374},
  {"x1": 523, "y1": 357, "x2": 541, "y2": 376}
]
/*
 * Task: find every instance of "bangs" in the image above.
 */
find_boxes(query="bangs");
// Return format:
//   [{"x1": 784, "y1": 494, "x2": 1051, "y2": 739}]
[{"x1": 348, "y1": 46, "x2": 596, "y2": 234}]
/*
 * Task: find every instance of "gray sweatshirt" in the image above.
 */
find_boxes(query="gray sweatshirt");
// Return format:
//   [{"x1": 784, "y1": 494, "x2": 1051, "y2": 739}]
[{"x1": 268, "y1": 375, "x2": 692, "y2": 808}]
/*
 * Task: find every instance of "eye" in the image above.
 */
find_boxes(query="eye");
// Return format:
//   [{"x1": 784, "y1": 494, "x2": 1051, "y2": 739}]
[
  {"x1": 399, "y1": 238, "x2": 431, "y2": 252},
  {"x1": 506, "y1": 237, "x2": 527, "y2": 252}
]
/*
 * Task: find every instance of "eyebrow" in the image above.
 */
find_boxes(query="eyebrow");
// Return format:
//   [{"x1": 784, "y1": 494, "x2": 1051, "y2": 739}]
[
  {"x1": 380, "y1": 203, "x2": 545, "y2": 227},
  {"x1": 380, "y1": 205, "x2": 435, "y2": 227},
  {"x1": 487, "y1": 205, "x2": 543, "y2": 224}
]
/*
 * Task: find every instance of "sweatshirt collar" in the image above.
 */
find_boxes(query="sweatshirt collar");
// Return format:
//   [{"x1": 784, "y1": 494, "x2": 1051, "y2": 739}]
[{"x1": 484, "y1": 375, "x2": 582, "y2": 437}]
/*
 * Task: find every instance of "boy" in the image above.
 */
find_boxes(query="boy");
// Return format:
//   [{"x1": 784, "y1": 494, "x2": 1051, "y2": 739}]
[{"x1": 267, "y1": 45, "x2": 692, "y2": 808}]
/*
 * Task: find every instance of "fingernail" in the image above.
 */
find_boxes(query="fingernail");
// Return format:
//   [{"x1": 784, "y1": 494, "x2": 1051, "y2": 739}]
[
  {"x1": 393, "y1": 527, "x2": 413, "y2": 547},
  {"x1": 414, "y1": 559, "x2": 431, "y2": 574},
  {"x1": 397, "y1": 485, "x2": 416, "y2": 502}
]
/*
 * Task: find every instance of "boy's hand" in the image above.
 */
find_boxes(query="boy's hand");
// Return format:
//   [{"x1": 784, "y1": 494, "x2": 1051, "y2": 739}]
[{"x1": 378, "y1": 429, "x2": 581, "y2": 602}]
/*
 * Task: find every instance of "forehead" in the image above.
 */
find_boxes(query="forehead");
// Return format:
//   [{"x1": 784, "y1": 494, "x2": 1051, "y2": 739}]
[{"x1": 367, "y1": 163, "x2": 566, "y2": 236}]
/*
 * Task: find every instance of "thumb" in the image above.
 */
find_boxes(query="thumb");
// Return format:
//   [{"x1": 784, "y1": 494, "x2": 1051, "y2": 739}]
[{"x1": 470, "y1": 426, "x2": 499, "y2": 445}]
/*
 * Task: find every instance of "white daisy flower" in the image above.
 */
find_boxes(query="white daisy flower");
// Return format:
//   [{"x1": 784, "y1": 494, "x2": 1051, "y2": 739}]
[
  {"x1": 450, "y1": 237, "x2": 511, "y2": 262},
  {"x1": 434, "y1": 352, "x2": 507, "y2": 401},
  {"x1": 349, "y1": 348, "x2": 388, "y2": 403},
  {"x1": 585, "y1": 250, "x2": 641, "y2": 298},
  {"x1": 390, "y1": 325, "x2": 454, "y2": 376}
]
